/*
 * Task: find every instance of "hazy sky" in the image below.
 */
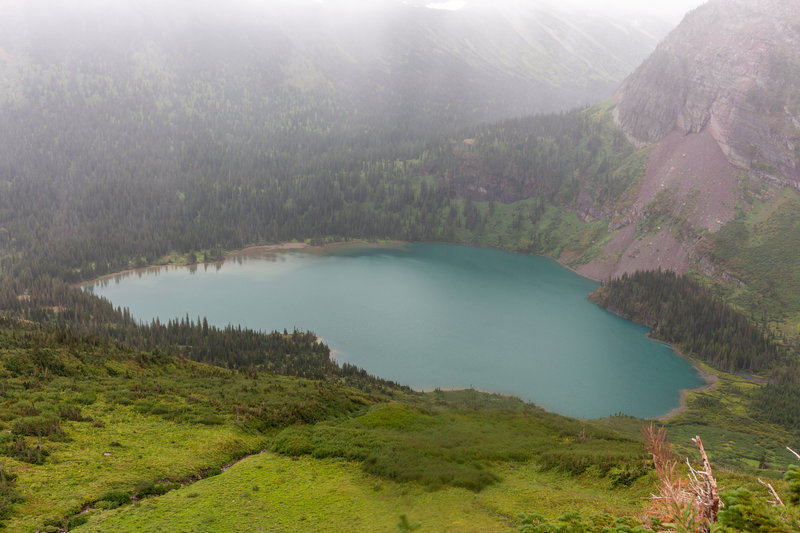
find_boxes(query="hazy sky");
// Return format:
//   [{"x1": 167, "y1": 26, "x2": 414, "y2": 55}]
[
  {"x1": 425, "y1": 0, "x2": 708, "y2": 20},
  {"x1": 10, "y1": 0, "x2": 709, "y2": 23},
  {"x1": 5, "y1": 0, "x2": 711, "y2": 41}
]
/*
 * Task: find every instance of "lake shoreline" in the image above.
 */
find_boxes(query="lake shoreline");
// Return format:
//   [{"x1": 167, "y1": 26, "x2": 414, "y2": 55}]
[
  {"x1": 82, "y1": 240, "x2": 706, "y2": 421},
  {"x1": 413, "y1": 344, "x2": 717, "y2": 422},
  {"x1": 588, "y1": 302, "x2": 719, "y2": 421},
  {"x1": 227, "y1": 239, "x2": 408, "y2": 259},
  {"x1": 78, "y1": 240, "x2": 407, "y2": 288},
  {"x1": 652, "y1": 343, "x2": 718, "y2": 421}
]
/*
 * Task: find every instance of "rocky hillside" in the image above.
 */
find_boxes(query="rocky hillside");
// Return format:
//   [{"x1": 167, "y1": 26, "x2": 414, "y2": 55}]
[
  {"x1": 576, "y1": 0, "x2": 800, "y2": 281},
  {"x1": 614, "y1": 0, "x2": 800, "y2": 183}
]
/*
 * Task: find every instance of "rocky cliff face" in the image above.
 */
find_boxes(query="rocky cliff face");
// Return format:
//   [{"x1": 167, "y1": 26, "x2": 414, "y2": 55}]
[
  {"x1": 577, "y1": 0, "x2": 800, "y2": 280},
  {"x1": 614, "y1": 0, "x2": 800, "y2": 185}
]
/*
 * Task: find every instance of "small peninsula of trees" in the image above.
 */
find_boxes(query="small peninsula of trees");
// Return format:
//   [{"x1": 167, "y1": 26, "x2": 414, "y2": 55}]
[{"x1": 589, "y1": 270, "x2": 781, "y2": 373}]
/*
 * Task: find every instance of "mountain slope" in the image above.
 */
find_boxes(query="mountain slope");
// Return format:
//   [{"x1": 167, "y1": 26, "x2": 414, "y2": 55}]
[
  {"x1": 573, "y1": 0, "x2": 800, "y2": 282},
  {"x1": 0, "y1": 0, "x2": 663, "y2": 147},
  {"x1": 614, "y1": 0, "x2": 800, "y2": 183}
]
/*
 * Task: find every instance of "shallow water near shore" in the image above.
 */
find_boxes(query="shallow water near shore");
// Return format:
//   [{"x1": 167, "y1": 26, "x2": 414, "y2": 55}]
[{"x1": 90, "y1": 243, "x2": 703, "y2": 418}]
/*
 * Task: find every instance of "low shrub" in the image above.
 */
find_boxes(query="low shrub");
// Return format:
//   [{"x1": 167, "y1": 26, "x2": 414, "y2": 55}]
[
  {"x1": 67, "y1": 514, "x2": 88, "y2": 530},
  {"x1": 57, "y1": 403, "x2": 84, "y2": 422},
  {"x1": 516, "y1": 511, "x2": 649, "y2": 532},
  {"x1": 1, "y1": 436, "x2": 49, "y2": 464},
  {"x1": 11, "y1": 400, "x2": 39, "y2": 417},
  {"x1": 12, "y1": 416, "x2": 63, "y2": 437},
  {"x1": 269, "y1": 427, "x2": 315, "y2": 456},
  {"x1": 0, "y1": 467, "x2": 22, "y2": 521},
  {"x1": 96, "y1": 489, "x2": 130, "y2": 509},
  {"x1": 608, "y1": 465, "x2": 648, "y2": 487},
  {"x1": 362, "y1": 447, "x2": 500, "y2": 491},
  {"x1": 134, "y1": 480, "x2": 180, "y2": 499},
  {"x1": 193, "y1": 413, "x2": 225, "y2": 425},
  {"x1": 74, "y1": 391, "x2": 97, "y2": 405}
]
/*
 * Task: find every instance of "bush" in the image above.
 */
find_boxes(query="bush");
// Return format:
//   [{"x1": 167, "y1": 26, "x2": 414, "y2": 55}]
[
  {"x1": 57, "y1": 403, "x2": 84, "y2": 422},
  {"x1": 608, "y1": 465, "x2": 647, "y2": 487},
  {"x1": 269, "y1": 427, "x2": 315, "y2": 456},
  {"x1": 134, "y1": 480, "x2": 180, "y2": 499},
  {"x1": 11, "y1": 401, "x2": 39, "y2": 417},
  {"x1": 96, "y1": 489, "x2": 130, "y2": 509},
  {"x1": 717, "y1": 488, "x2": 780, "y2": 532},
  {"x1": 12, "y1": 416, "x2": 63, "y2": 437},
  {"x1": 0, "y1": 468, "x2": 22, "y2": 521},
  {"x1": 67, "y1": 514, "x2": 88, "y2": 530},
  {"x1": 1, "y1": 436, "x2": 49, "y2": 464},
  {"x1": 75, "y1": 391, "x2": 97, "y2": 405},
  {"x1": 785, "y1": 464, "x2": 800, "y2": 505},
  {"x1": 193, "y1": 413, "x2": 225, "y2": 425},
  {"x1": 362, "y1": 447, "x2": 500, "y2": 492},
  {"x1": 204, "y1": 467, "x2": 222, "y2": 477},
  {"x1": 516, "y1": 511, "x2": 648, "y2": 532}
]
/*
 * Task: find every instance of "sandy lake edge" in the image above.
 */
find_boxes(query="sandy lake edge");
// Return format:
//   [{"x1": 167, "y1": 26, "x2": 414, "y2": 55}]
[{"x1": 77, "y1": 240, "x2": 406, "y2": 288}]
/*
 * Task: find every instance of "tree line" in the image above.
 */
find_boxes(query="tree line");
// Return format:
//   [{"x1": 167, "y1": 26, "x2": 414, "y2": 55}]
[
  {"x1": 589, "y1": 270, "x2": 782, "y2": 373},
  {"x1": 0, "y1": 275, "x2": 403, "y2": 392}
]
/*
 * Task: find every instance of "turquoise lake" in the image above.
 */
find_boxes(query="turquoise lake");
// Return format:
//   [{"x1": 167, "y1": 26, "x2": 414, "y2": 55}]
[{"x1": 89, "y1": 243, "x2": 704, "y2": 419}]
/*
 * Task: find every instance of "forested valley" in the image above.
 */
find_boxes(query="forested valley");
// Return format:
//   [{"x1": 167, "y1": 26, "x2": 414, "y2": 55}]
[{"x1": 2, "y1": 0, "x2": 800, "y2": 531}]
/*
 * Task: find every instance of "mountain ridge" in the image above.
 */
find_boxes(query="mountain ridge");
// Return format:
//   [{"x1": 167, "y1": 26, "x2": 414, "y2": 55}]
[
  {"x1": 613, "y1": 0, "x2": 800, "y2": 184},
  {"x1": 573, "y1": 0, "x2": 800, "y2": 281}
]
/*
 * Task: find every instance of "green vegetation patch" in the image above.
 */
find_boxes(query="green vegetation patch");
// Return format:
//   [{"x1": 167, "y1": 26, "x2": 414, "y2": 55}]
[
  {"x1": 270, "y1": 399, "x2": 647, "y2": 492},
  {"x1": 0, "y1": 318, "x2": 381, "y2": 531},
  {"x1": 710, "y1": 187, "x2": 800, "y2": 333},
  {"x1": 77, "y1": 451, "x2": 654, "y2": 533}
]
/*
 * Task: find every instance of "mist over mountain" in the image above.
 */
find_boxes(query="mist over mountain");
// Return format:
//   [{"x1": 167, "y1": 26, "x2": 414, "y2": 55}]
[
  {"x1": 0, "y1": 0, "x2": 682, "y2": 277},
  {"x1": 3, "y1": 0, "x2": 797, "y2": 294},
  {"x1": 0, "y1": 0, "x2": 669, "y2": 145}
]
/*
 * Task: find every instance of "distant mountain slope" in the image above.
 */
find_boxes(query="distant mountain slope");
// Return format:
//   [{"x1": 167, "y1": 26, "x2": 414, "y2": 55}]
[
  {"x1": 0, "y1": 0, "x2": 676, "y2": 280},
  {"x1": 0, "y1": 0, "x2": 664, "y2": 145}
]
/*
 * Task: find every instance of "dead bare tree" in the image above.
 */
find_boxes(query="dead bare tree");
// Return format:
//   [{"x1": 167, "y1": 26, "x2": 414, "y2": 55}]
[
  {"x1": 758, "y1": 478, "x2": 784, "y2": 506},
  {"x1": 685, "y1": 436, "x2": 720, "y2": 528},
  {"x1": 643, "y1": 424, "x2": 722, "y2": 533}
]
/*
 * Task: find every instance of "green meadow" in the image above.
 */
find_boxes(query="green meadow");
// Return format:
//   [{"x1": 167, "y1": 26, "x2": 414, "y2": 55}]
[{"x1": 77, "y1": 452, "x2": 652, "y2": 533}]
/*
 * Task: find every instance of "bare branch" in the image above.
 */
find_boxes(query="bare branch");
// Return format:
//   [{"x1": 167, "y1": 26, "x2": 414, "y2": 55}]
[
  {"x1": 758, "y1": 478, "x2": 784, "y2": 506},
  {"x1": 787, "y1": 446, "x2": 800, "y2": 461},
  {"x1": 642, "y1": 427, "x2": 724, "y2": 532},
  {"x1": 685, "y1": 436, "x2": 721, "y2": 531}
]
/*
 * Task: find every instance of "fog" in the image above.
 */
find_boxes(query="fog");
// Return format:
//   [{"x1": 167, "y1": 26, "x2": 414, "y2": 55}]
[
  {"x1": 5, "y1": 0, "x2": 707, "y2": 28},
  {"x1": 425, "y1": 0, "x2": 706, "y2": 21},
  {"x1": 0, "y1": 0, "x2": 710, "y2": 151},
  {"x1": 4, "y1": 0, "x2": 705, "y2": 64}
]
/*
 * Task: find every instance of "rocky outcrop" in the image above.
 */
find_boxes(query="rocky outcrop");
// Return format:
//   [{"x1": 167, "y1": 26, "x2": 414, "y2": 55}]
[
  {"x1": 613, "y1": 0, "x2": 800, "y2": 185},
  {"x1": 575, "y1": 0, "x2": 800, "y2": 281}
]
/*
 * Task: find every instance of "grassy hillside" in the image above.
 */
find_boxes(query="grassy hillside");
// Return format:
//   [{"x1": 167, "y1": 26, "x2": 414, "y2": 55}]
[
  {"x1": 3, "y1": 314, "x2": 800, "y2": 532},
  {"x1": 0, "y1": 318, "x2": 378, "y2": 531},
  {"x1": 76, "y1": 453, "x2": 651, "y2": 533},
  {"x1": 0, "y1": 317, "x2": 659, "y2": 532},
  {"x1": 709, "y1": 187, "x2": 800, "y2": 336}
]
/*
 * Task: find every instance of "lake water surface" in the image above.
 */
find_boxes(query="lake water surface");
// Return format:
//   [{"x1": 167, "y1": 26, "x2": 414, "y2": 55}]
[{"x1": 90, "y1": 243, "x2": 704, "y2": 418}]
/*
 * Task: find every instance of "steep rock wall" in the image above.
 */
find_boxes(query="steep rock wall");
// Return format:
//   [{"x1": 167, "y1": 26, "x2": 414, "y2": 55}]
[{"x1": 613, "y1": 0, "x2": 800, "y2": 185}]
